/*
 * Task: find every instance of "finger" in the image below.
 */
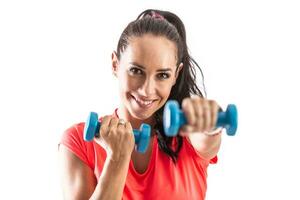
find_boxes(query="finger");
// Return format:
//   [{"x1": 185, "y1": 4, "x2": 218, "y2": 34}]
[
  {"x1": 109, "y1": 117, "x2": 119, "y2": 127},
  {"x1": 210, "y1": 100, "x2": 220, "y2": 131},
  {"x1": 191, "y1": 97, "x2": 204, "y2": 132},
  {"x1": 124, "y1": 121, "x2": 133, "y2": 134},
  {"x1": 117, "y1": 119, "x2": 126, "y2": 128},
  {"x1": 116, "y1": 119, "x2": 126, "y2": 138},
  {"x1": 124, "y1": 122, "x2": 134, "y2": 140},
  {"x1": 182, "y1": 97, "x2": 196, "y2": 127},
  {"x1": 124, "y1": 122, "x2": 134, "y2": 150},
  {"x1": 202, "y1": 100, "x2": 211, "y2": 132},
  {"x1": 108, "y1": 117, "x2": 119, "y2": 136},
  {"x1": 99, "y1": 115, "x2": 111, "y2": 138}
]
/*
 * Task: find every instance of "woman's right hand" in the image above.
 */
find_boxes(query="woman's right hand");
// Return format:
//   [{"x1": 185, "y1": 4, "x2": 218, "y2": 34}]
[{"x1": 94, "y1": 116, "x2": 135, "y2": 162}]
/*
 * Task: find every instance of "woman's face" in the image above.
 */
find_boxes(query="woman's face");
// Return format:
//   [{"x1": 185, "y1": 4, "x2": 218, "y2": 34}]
[{"x1": 112, "y1": 34, "x2": 182, "y2": 120}]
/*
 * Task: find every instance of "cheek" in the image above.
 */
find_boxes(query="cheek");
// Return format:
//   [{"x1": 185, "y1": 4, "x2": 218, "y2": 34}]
[
  {"x1": 119, "y1": 76, "x2": 140, "y2": 92},
  {"x1": 157, "y1": 81, "x2": 174, "y2": 98},
  {"x1": 127, "y1": 77, "x2": 141, "y2": 91}
]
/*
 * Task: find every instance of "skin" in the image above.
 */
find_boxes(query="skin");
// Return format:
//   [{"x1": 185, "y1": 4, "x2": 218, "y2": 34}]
[{"x1": 59, "y1": 34, "x2": 222, "y2": 200}]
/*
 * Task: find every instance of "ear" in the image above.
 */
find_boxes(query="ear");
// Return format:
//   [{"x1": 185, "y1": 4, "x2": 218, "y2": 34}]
[
  {"x1": 111, "y1": 51, "x2": 119, "y2": 77},
  {"x1": 173, "y1": 62, "x2": 183, "y2": 85}
]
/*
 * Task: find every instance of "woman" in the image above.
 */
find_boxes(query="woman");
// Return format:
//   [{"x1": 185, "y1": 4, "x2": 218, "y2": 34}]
[{"x1": 59, "y1": 9, "x2": 222, "y2": 200}]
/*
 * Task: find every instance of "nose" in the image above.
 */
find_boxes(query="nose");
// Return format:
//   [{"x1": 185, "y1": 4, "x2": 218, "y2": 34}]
[{"x1": 138, "y1": 77, "x2": 156, "y2": 97}]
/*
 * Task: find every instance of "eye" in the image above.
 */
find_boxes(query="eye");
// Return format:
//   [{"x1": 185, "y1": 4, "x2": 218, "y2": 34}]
[
  {"x1": 157, "y1": 73, "x2": 170, "y2": 80},
  {"x1": 129, "y1": 67, "x2": 143, "y2": 75}
]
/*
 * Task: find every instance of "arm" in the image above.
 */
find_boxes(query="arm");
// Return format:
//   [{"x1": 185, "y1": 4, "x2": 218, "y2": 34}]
[
  {"x1": 186, "y1": 129, "x2": 222, "y2": 160},
  {"x1": 181, "y1": 96, "x2": 223, "y2": 160},
  {"x1": 59, "y1": 144, "x2": 130, "y2": 200},
  {"x1": 58, "y1": 144, "x2": 96, "y2": 200},
  {"x1": 90, "y1": 153, "x2": 130, "y2": 200}
]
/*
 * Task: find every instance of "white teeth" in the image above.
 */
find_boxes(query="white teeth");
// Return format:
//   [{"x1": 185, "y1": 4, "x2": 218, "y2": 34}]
[{"x1": 134, "y1": 97, "x2": 153, "y2": 106}]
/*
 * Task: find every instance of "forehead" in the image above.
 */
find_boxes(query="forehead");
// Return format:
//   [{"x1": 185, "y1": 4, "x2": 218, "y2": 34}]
[{"x1": 121, "y1": 34, "x2": 178, "y2": 69}]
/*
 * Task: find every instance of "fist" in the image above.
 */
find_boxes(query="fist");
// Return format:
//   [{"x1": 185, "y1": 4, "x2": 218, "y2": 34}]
[
  {"x1": 180, "y1": 96, "x2": 222, "y2": 136},
  {"x1": 94, "y1": 116, "x2": 135, "y2": 161}
]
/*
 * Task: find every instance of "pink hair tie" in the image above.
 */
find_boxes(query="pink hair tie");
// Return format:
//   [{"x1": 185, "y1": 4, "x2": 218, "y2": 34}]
[{"x1": 151, "y1": 11, "x2": 164, "y2": 20}]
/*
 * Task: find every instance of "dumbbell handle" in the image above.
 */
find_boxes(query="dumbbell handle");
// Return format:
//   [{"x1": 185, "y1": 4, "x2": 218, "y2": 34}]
[
  {"x1": 95, "y1": 125, "x2": 145, "y2": 144},
  {"x1": 179, "y1": 104, "x2": 236, "y2": 136},
  {"x1": 179, "y1": 108, "x2": 234, "y2": 128},
  {"x1": 92, "y1": 124, "x2": 143, "y2": 143},
  {"x1": 164, "y1": 101, "x2": 238, "y2": 136}
]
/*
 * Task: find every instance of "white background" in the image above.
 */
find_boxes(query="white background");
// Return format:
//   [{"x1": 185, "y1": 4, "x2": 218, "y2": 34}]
[{"x1": 1, "y1": 0, "x2": 300, "y2": 199}]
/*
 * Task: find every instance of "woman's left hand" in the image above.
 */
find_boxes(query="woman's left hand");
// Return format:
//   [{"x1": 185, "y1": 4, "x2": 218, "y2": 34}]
[{"x1": 180, "y1": 96, "x2": 223, "y2": 136}]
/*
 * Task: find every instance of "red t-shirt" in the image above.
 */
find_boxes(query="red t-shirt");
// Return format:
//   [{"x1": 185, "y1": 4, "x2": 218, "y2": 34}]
[{"x1": 59, "y1": 110, "x2": 217, "y2": 200}]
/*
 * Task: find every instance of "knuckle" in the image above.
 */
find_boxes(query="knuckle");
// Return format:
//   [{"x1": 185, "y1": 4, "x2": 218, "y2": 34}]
[
  {"x1": 202, "y1": 99, "x2": 209, "y2": 106},
  {"x1": 125, "y1": 121, "x2": 131, "y2": 127},
  {"x1": 192, "y1": 97, "x2": 199, "y2": 104},
  {"x1": 102, "y1": 115, "x2": 111, "y2": 123},
  {"x1": 191, "y1": 94, "x2": 201, "y2": 100},
  {"x1": 182, "y1": 97, "x2": 190, "y2": 107},
  {"x1": 112, "y1": 116, "x2": 118, "y2": 120},
  {"x1": 103, "y1": 115, "x2": 110, "y2": 120},
  {"x1": 211, "y1": 101, "x2": 219, "y2": 109},
  {"x1": 210, "y1": 100, "x2": 219, "y2": 109},
  {"x1": 100, "y1": 126, "x2": 108, "y2": 136},
  {"x1": 125, "y1": 122, "x2": 132, "y2": 130},
  {"x1": 110, "y1": 127, "x2": 117, "y2": 135},
  {"x1": 210, "y1": 99, "x2": 217, "y2": 105},
  {"x1": 111, "y1": 117, "x2": 118, "y2": 124}
]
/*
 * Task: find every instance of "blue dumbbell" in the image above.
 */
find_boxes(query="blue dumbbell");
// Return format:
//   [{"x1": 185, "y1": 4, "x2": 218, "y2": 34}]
[
  {"x1": 83, "y1": 112, "x2": 151, "y2": 153},
  {"x1": 163, "y1": 100, "x2": 238, "y2": 136}
]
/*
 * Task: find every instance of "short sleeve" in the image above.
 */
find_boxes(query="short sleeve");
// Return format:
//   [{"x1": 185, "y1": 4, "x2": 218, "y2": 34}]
[
  {"x1": 209, "y1": 155, "x2": 218, "y2": 164},
  {"x1": 58, "y1": 122, "x2": 95, "y2": 170}
]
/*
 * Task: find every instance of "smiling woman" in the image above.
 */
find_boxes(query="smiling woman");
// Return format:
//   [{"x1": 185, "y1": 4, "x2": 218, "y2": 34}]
[
  {"x1": 113, "y1": 34, "x2": 182, "y2": 123},
  {"x1": 58, "y1": 9, "x2": 222, "y2": 200}
]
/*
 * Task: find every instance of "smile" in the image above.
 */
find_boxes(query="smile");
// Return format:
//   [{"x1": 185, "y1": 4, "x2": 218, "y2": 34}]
[{"x1": 132, "y1": 95, "x2": 156, "y2": 108}]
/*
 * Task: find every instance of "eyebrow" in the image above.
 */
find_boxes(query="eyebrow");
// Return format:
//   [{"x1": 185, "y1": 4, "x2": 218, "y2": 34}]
[{"x1": 130, "y1": 62, "x2": 172, "y2": 72}]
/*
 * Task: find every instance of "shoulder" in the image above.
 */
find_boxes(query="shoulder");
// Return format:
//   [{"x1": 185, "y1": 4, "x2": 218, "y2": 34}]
[{"x1": 59, "y1": 122, "x2": 96, "y2": 169}]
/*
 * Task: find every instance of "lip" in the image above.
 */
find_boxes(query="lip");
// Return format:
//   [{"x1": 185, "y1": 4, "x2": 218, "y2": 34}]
[{"x1": 131, "y1": 94, "x2": 157, "y2": 108}]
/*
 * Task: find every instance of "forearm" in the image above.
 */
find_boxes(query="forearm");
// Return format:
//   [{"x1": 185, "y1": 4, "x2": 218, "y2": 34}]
[
  {"x1": 89, "y1": 157, "x2": 130, "y2": 200},
  {"x1": 187, "y1": 130, "x2": 222, "y2": 159},
  {"x1": 199, "y1": 132, "x2": 221, "y2": 152}
]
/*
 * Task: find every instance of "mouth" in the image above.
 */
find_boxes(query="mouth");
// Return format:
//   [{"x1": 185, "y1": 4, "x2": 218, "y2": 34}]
[{"x1": 131, "y1": 94, "x2": 157, "y2": 109}]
